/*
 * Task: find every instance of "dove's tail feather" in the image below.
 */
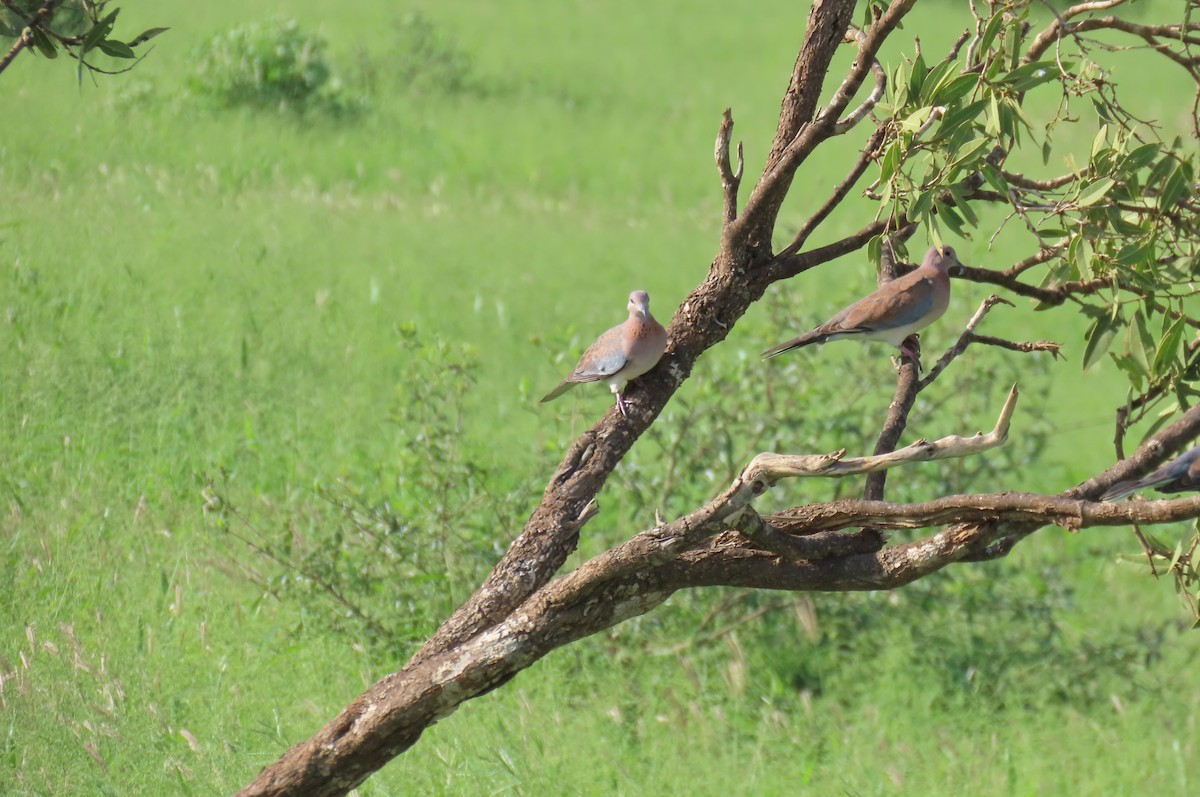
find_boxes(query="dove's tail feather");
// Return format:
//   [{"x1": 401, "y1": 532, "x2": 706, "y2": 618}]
[
  {"x1": 761, "y1": 330, "x2": 829, "y2": 360},
  {"x1": 1100, "y1": 475, "x2": 1175, "y2": 501},
  {"x1": 1099, "y1": 480, "x2": 1142, "y2": 502},
  {"x1": 539, "y1": 380, "x2": 577, "y2": 404}
]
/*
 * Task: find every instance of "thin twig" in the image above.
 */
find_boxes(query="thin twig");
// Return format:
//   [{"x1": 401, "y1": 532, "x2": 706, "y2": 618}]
[
  {"x1": 948, "y1": 26, "x2": 972, "y2": 61},
  {"x1": 778, "y1": 127, "x2": 887, "y2": 257},
  {"x1": 917, "y1": 295, "x2": 1014, "y2": 388},
  {"x1": 769, "y1": 217, "x2": 920, "y2": 282},
  {"x1": 968, "y1": 334, "x2": 1063, "y2": 357},
  {"x1": 1001, "y1": 169, "x2": 1080, "y2": 191},
  {"x1": 715, "y1": 108, "x2": 744, "y2": 228},
  {"x1": 832, "y1": 28, "x2": 888, "y2": 135},
  {"x1": 966, "y1": 0, "x2": 986, "y2": 67},
  {"x1": 1004, "y1": 246, "x2": 1065, "y2": 277},
  {"x1": 1025, "y1": 0, "x2": 1133, "y2": 63}
]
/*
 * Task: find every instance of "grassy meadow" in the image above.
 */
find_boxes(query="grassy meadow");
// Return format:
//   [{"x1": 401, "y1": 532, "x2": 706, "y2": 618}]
[{"x1": 2, "y1": 1, "x2": 1198, "y2": 794}]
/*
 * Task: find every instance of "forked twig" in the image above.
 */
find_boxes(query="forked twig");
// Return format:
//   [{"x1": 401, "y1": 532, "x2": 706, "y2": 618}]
[{"x1": 715, "y1": 108, "x2": 744, "y2": 227}]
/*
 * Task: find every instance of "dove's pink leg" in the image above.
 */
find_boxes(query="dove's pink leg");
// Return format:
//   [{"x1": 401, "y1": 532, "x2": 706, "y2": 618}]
[
  {"x1": 614, "y1": 391, "x2": 629, "y2": 417},
  {"x1": 899, "y1": 339, "x2": 921, "y2": 365}
]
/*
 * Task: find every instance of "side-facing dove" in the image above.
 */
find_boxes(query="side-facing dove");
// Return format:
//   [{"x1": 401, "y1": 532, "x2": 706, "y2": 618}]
[
  {"x1": 540, "y1": 290, "x2": 668, "y2": 417},
  {"x1": 1100, "y1": 444, "x2": 1200, "y2": 501},
  {"x1": 761, "y1": 245, "x2": 958, "y2": 363}
]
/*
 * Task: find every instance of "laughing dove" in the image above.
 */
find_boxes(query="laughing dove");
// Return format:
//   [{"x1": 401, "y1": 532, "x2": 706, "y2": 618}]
[
  {"x1": 1100, "y1": 444, "x2": 1200, "y2": 501},
  {"x1": 762, "y1": 245, "x2": 958, "y2": 363},
  {"x1": 540, "y1": 290, "x2": 669, "y2": 416}
]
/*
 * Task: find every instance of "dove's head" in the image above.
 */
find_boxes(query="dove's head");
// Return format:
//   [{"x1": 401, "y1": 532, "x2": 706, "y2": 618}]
[
  {"x1": 924, "y1": 245, "x2": 960, "y2": 273},
  {"x1": 628, "y1": 290, "x2": 651, "y2": 318}
]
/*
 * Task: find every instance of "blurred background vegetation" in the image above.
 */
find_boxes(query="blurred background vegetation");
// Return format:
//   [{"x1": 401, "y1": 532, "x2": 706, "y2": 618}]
[{"x1": 2, "y1": 1, "x2": 1197, "y2": 794}]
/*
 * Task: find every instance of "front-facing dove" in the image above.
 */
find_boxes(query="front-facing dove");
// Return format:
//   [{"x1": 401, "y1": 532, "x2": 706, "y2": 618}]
[
  {"x1": 762, "y1": 245, "x2": 958, "y2": 363},
  {"x1": 1100, "y1": 444, "x2": 1200, "y2": 501},
  {"x1": 540, "y1": 290, "x2": 668, "y2": 417}
]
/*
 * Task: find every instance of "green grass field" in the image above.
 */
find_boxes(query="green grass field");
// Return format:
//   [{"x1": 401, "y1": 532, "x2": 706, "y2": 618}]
[{"x1": 3, "y1": 1, "x2": 1198, "y2": 794}]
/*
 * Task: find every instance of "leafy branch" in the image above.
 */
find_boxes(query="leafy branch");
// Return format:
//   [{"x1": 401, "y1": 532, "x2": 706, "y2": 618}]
[{"x1": 0, "y1": 0, "x2": 165, "y2": 79}]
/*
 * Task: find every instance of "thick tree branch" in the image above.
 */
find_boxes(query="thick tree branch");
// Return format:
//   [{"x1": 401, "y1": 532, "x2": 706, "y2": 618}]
[
  {"x1": 240, "y1": 379, "x2": 1200, "y2": 797},
  {"x1": 238, "y1": 386, "x2": 1021, "y2": 797},
  {"x1": 731, "y1": 508, "x2": 885, "y2": 560},
  {"x1": 747, "y1": 384, "x2": 1017, "y2": 491}
]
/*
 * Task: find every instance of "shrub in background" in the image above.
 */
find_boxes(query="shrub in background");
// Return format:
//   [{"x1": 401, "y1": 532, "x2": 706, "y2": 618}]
[
  {"x1": 393, "y1": 12, "x2": 476, "y2": 95},
  {"x1": 189, "y1": 18, "x2": 353, "y2": 114},
  {"x1": 350, "y1": 12, "x2": 483, "y2": 100}
]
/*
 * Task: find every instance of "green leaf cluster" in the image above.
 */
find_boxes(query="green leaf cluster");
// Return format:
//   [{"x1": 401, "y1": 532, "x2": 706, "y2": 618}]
[
  {"x1": 1, "y1": 0, "x2": 165, "y2": 79},
  {"x1": 867, "y1": 1, "x2": 1199, "y2": 428}
]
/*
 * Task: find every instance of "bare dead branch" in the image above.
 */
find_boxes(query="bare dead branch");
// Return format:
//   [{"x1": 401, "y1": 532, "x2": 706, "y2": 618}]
[
  {"x1": 715, "y1": 108, "x2": 744, "y2": 227},
  {"x1": 549, "y1": 389, "x2": 1019, "y2": 596},
  {"x1": 675, "y1": 404, "x2": 1200, "y2": 598},
  {"x1": 770, "y1": 492, "x2": 1200, "y2": 534},
  {"x1": 746, "y1": 384, "x2": 1018, "y2": 491}
]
